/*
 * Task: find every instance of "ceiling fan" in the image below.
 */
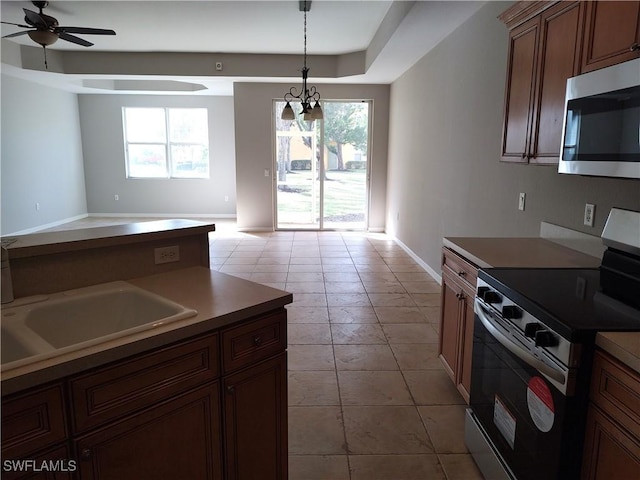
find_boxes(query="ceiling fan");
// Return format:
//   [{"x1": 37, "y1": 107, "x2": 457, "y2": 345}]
[{"x1": 1, "y1": 1, "x2": 116, "y2": 68}]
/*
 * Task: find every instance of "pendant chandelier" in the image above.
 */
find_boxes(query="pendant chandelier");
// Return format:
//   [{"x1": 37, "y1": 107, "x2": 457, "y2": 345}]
[{"x1": 281, "y1": 0, "x2": 323, "y2": 121}]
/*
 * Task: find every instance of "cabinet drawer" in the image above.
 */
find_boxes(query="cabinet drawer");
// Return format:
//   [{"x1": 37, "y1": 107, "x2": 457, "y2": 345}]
[
  {"x1": 70, "y1": 333, "x2": 219, "y2": 433},
  {"x1": 590, "y1": 350, "x2": 640, "y2": 440},
  {"x1": 442, "y1": 248, "x2": 478, "y2": 292},
  {"x1": 1, "y1": 383, "x2": 67, "y2": 460},
  {"x1": 222, "y1": 310, "x2": 287, "y2": 374}
]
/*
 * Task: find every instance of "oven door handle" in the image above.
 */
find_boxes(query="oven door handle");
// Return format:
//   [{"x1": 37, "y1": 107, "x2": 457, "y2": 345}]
[{"x1": 475, "y1": 299, "x2": 566, "y2": 385}]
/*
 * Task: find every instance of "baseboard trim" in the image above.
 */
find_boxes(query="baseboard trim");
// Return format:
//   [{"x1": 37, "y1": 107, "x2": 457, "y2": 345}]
[{"x1": 392, "y1": 237, "x2": 442, "y2": 285}]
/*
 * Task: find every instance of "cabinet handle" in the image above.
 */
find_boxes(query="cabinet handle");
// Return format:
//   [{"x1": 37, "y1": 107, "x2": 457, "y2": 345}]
[
  {"x1": 630, "y1": 43, "x2": 640, "y2": 52},
  {"x1": 227, "y1": 385, "x2": 235, "y2": 394},
  {"x1": 80, "y1": 449, "x2": 92, "y2": 461},
  {"x1": 456, "y1": 292, "x2": 465, "y2": 300},
  {"x1": 253, "y1": 335, "x2": 263, "y2": 347},
  {"x1": 457, "y1": 271, "x2": 466, "y2": 277}
]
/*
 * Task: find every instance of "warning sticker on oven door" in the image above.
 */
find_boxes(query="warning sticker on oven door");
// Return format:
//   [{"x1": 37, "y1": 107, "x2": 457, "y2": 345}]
[
  {"x1": 494, "y1": 395, "x2": 516, "y2": 449},
  {"x1": 527, "y1": 376, "x2": 555, "y2": 432}
]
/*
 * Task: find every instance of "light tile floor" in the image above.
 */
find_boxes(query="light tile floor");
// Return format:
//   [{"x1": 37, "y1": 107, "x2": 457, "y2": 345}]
[
  {"x1": 41, "y1": 218, "x2": 483, "y2": 479},
  {"x1": 209, "y1": 229, "x2": 484, "y2": 480}
]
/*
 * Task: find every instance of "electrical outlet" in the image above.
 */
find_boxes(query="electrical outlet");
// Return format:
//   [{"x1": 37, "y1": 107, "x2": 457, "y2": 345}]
[
  {"x1": 518, "y1": 193, "x2": 526, "y2": 211},
  {"x1": 36, "y1": 202, "x2": 40, "y2": 211},
  {"x1": 154, "y1": 245, "x2": 180, "y2": 264},
  {"x1": 114, "y1": 194, "x2": 119, "y2": 201},
  {"x1": 584, "y1": 204, "x2": 595, "y2": 227}
]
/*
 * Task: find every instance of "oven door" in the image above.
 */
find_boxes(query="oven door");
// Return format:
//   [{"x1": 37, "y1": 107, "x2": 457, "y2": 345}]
[{"x1": 467, "y1": 301, "x2": 587, "y2": 480}]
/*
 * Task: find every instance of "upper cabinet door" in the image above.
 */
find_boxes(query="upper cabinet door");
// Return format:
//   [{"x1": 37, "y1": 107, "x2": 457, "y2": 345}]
[
  {"x1": 530, "y1": 1, "x2": 583, "y2": 164},
  {"x1": 501, "y1": 18, "x2": 539, "y2": 163},
  {"x1": 581, "y1": 0, "x2": 640, "y2": 73}
]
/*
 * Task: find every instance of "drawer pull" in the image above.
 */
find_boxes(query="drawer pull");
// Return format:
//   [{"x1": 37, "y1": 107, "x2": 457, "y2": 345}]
[
  {"x1": 630, "y1": 43, "x2": 640, "y2": 52},
  {"x1": 457, "y1": 271, "x2": 466, "y2": 277},
  {"x1": 253, "y1": 335, "x2": 263, "y2": 347},
  {"x1": 81, "y1": 449, "x2": 92, "y2": 461},
  {"x1": 456, "y1": 292, "x2": 465, "y2": 300},
  {"x1": 226, "y1": 385, "x2": 235, "y2": 394}
]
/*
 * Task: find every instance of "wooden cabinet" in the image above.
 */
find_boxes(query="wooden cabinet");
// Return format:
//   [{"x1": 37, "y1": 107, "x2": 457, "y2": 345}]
[
  {"x1": 581, "y1": 350, "x2": 640, "y2": 479},
  {"x1": 1, "y1": 384, "x2": 68, "y2": 461},
  {"x1": 439, "y1": 247, "x2": 478, "y2": 403},
  {"x1": 500, "y1": 1, "x2": 584, "y2": 165},
  {"x1": 1, "y1": 384, "x2": 71, "y2": 480},
  {"x1": 220, "y1": 310, "x2": 287, "y2": 480},
  {"x1": 75, "y1": 382, "x2": 223, "y2": 480},
  {"x1": 581, "y1": 1, "x2": 640, "y2": 73},
  {"x1": 2, "y1": 309, "x2": 288, "y2": 480},
  {"x1": 223, "y1": 354, "x2": 287, "y2": 480},
  {"x1": 70, "y1": 334, "x2": 223, "y2": 479}
]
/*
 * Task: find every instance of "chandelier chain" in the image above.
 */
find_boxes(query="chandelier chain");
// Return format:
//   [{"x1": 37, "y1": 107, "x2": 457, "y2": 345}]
[{"x1": 303, "y1": 5, "x2": 307, "y2": 70}]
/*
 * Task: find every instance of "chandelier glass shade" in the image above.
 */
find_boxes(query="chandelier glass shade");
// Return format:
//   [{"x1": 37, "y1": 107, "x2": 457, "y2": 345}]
[{"x1": 281, "y1": 1, "x2": 323, "y2": 121}]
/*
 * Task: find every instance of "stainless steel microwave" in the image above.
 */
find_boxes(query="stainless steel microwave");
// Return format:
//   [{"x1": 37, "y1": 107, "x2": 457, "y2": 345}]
[{"x1": 558, "y1": 58, "x2": 640, "y2": 179}]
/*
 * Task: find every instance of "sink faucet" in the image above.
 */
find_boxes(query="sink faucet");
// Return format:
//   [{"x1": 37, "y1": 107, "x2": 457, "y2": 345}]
[{"x1": 1, "y1": 245, "x2": 14, "y2": 304}]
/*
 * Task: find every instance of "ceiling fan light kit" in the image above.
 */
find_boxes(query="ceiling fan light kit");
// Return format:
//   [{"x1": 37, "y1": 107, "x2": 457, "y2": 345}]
[
  {"x1": 1, "y1": 1, "x2": 116, "y2": 69},
  {"x1": 281, "y1": 0, "x2": 323, "y2": 121}
]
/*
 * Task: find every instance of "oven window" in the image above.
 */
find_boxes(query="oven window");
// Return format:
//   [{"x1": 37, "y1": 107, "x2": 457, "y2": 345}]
[{"x1": 469, "y1": 315, "x2": 586, "y2": 480}]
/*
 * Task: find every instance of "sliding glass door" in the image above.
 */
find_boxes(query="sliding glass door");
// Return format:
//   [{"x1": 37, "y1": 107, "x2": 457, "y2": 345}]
[{"x1": 274, "y1": 100, "x2": 370, "y2": 230}]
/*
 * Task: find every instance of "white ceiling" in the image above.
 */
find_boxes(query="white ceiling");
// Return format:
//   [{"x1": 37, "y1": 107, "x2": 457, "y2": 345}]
[{"x1": 0, "y1": 0, "x2": 488, "y2": 94}]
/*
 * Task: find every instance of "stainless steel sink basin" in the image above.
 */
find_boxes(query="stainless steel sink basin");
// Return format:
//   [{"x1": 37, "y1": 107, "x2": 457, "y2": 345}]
[{"x1": 1, "y1": 281, "x2": 197, "y2": 369}]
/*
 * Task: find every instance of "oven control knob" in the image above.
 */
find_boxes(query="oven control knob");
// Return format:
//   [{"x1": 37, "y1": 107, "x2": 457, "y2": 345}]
[
  {"x1": 482, "y1": 291, "x2": 502, "y2": 304},
  {"x1": 477, "y1": 286, "x2": 490, "y2": 298},
  {"x1": 524, "y1": 323, "x2": 543, "y2": 338},
  {"x1": 534, "y1": 330, "x2": 557, "y2": 348},
  {"x1": 502, "y1": 305, "x2": 522, "y2": 319}
]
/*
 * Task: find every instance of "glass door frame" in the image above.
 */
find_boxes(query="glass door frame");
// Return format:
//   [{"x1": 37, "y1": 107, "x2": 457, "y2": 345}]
[{"x1": 272, "y1": 99, "x2": 372, "y2": 231}]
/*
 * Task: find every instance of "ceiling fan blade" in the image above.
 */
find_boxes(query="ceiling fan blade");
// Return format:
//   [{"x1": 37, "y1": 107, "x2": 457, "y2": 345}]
[
  {"x1": 1, "y1": 21, "x2": 32, "y2": 28},
  {"x1": 2, "y1": 30, "x2": 33, "y2": 38},
  {"x1": 58, "y1": 31, "x2": 93, "y2": 47},
  {"x1": 22, "y1": 8, "x2": 47, "y2": 27},
  {"x1": 57, "y1": 26, "x2": 116, "y2": 36}
]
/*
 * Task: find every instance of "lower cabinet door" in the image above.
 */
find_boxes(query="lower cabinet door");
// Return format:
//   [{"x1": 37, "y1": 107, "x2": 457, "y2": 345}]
[
  {"x1": 223, "y1": 353, "x2": 287, "y2": 480},
  {"x1": 75, "y1": 382, "x2": 222, "y2": 480},
  {"x1": 582, "y1": 405, "x2": 640, "y2": 480}
]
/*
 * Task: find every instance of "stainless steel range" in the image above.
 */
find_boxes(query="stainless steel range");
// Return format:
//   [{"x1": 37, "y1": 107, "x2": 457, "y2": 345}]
[{"x1": 465, "y1": 208, "x2": 640, "y2": 480}]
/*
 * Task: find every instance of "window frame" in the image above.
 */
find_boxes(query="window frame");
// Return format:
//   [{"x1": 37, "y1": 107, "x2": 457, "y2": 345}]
[{"x1": 122, "y1": 107, "x2": 210, "y2": 179}]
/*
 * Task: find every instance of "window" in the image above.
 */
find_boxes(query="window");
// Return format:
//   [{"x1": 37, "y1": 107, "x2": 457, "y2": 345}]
[{"x1": 123, "y1": 107, "x2": 209, "y2": 178}]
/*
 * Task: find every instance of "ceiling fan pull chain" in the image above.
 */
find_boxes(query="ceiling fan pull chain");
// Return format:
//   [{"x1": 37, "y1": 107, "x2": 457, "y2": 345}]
[{"x1": 42, "y1": 45, "x2": 48, "y2": 70}]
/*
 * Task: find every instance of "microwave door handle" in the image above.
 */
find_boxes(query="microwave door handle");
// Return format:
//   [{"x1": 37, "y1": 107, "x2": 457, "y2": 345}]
[{"x1": 475, "y1": 299, "x2": 566, "y2": 385}]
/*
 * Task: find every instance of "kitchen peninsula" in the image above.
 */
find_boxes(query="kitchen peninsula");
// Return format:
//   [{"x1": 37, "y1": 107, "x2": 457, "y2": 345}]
[{"x1": 1, "y1": 220, "x2": 293, "y2": 480}]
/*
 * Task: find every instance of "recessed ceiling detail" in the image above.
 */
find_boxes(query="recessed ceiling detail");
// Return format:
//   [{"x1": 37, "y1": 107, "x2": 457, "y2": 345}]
[{"x1": 83, "y1": 79, "x2": 207, "y2": 92}]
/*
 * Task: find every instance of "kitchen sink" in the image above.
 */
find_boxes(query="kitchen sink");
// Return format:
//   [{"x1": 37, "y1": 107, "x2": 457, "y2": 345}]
[
  {"x1": 1, "y1": 327, "x2": 39, "y2": 365},
  {"x1": 1, "y1": 281, "x2": 197, "y2": 369}
]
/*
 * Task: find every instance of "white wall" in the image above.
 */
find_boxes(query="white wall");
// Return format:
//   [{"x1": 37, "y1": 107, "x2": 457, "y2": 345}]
[
  {"x1": 1, "y1": 74, "x2": 87, "y2": 235},
  {"x1": 79, "y1": 95, "x2": 236, "y2": 217},
  {"x1": 386, "y1": 1, "x2": 640, "y2": 273},
  {"x1": 233, "y1": 82, "x2": 390, "y2": 231}
]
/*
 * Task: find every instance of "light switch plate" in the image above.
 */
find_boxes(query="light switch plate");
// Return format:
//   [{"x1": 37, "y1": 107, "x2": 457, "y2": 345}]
[{"x1": 518, "y1": 193, "x2": 526, "y2": 211}]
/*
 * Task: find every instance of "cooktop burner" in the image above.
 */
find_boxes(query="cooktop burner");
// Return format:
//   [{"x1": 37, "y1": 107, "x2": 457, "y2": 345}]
[{"x1": 479, "y1": 268, "x2": 640, "y2": 341}]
